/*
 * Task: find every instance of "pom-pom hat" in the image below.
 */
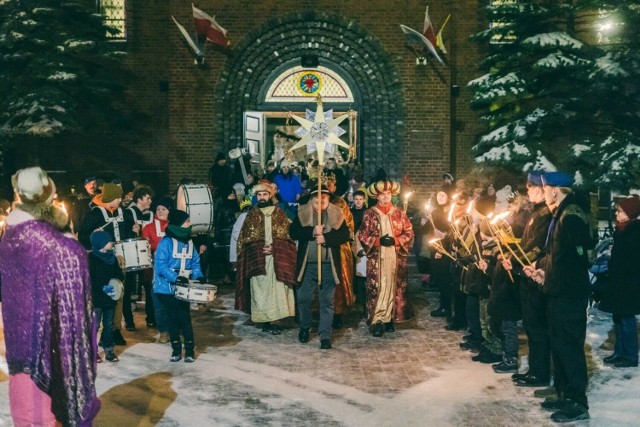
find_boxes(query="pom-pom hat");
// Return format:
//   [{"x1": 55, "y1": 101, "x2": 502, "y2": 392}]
[{"x1": 11, "y1": 166, "x2": 56, "y2": 205}]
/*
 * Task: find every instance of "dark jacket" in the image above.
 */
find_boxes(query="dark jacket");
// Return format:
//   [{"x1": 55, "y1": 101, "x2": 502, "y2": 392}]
[
  {"x1": 79, "y1": 206, "x2": 134, "y2": 249},
  {"x1": 488, "y1": 258, "x2": 522, "y2": 321},
  {"x1": 599, "y1": 220, "x2": 640, "y2": 316},
  {"x1": 89, "y1": 253, "x2": 124, "y2": 310},
  {"x1": 289, "y1": 204, "x2": 350, "y2": 285},
  {"x1": 538, "y1": 194, "x2": 592, "y2": 299}
]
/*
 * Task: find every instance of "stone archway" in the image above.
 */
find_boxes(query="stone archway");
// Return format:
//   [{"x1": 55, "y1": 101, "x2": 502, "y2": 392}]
[{"x1": 215, "y1": 11, "x2": 406, "y2": 179}]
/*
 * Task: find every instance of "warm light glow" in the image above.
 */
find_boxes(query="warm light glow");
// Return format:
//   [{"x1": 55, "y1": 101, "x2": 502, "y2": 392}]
[
  {"x1": 428, "y1": 238, "x2": 443, "y2": 245},
  {"x1": 487, "y1": 212, "x2": 494, "y2": 219},
  {"x1": 425, "y1": 202, "x2": 433, "y2": 212},
  {"x1": 490, "y1": 210, "x2": 510, "y2": 224},
  {"x1": 404, "y1": 191, "x2": 414, "y2": 200},
  {"x1": 447, "y1": 202, "x2": 456, "y2": 222},
  {"x1": 466, "y1": 199, "x2": 474, "y2": 215}
]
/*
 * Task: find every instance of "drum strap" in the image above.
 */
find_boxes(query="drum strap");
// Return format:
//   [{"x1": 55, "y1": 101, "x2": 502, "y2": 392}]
[
  {"x1": 96, "y1": 207, "x2": 124, "y2": 241},
  {"x1": 154, "y1": 219, "x2": 165, "y2": 237},
  {"x1": 172, "y1": 238, "x2": 193, "y2": 277},
  {"x1": 128, "y1": 207, "x2": 154, "y2": 227}
]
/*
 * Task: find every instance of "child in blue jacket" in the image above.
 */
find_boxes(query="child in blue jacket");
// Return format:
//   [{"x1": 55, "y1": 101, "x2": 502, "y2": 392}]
[{"x1": 153, "y1": 209, "x2": 205, "y2": 362}]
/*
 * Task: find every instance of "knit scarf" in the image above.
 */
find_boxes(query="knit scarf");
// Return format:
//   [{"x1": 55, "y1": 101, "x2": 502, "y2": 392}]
[{"x1": 166, "y1": 224, "x2": 193, "y2": 242}]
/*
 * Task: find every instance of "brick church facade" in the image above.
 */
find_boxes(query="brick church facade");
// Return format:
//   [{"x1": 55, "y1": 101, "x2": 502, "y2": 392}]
[{"x1": 13, "y1": 1, "x2": 490, "y2": 199}]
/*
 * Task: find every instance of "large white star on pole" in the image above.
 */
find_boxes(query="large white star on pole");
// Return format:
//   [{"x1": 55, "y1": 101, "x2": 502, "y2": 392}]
[{"x1": 288, "y1": 95, "x2": 350, "y2": 165}]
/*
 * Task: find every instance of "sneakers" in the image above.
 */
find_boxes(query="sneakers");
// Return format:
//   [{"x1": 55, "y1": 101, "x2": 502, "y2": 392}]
[
  {"x1": 603, "y1": 353, "x2": 621, "y2": 364},
  {"x1": 614, "y1": 358, "x2": 638, "y2": 368},
  {"x1": 105, "y1": 351, "x2": 119, "y2": 362},
  {"x1": 320, "y1": 339, "x2": 332, "y2": 350},
  {"x1": 534, "y1": 386, "x2": 557, "y2": 399},
  {"x1": 430, "y1": 308, "x2": 450, "y2": 317},
  {"x1": 550, "y1": 400, "x2": 589, "y2": 423},
  {"x1": 472, "y1": 349, "x2": 502, "y2": 364},
  {"x1": 459, "y1": 341, "x2": 483, "y2": 352},
  {"x1": 170, "y1": 354, "x2": 182, "y2": 362},
  {"x1": 541, "y1": 397, "x2": 565, "y2": 412},
  {"x1": 444, "y1": 323, "x2": 466, "y2": 331},
  {"x1": 513, "y1": 374, "x2": 550, "y2": 387},
  {"x1": 298, "y1": 328, "x2": 310, "y2": 344},
  {"x1": 184, "y1": 355, "x2": 195, "y2": 363},
  {"x1": 492, "y1": 360, "x2": 518, "y2": 373}
]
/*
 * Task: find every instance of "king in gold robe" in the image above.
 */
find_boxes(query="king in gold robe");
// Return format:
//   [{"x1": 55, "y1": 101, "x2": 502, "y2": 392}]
[{"x1": 359, "y1": 181, "x2": 415, "y2": 333}]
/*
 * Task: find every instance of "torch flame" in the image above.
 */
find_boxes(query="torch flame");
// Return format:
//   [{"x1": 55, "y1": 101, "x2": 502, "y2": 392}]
[
  {"x1": 489, "y1": 210, "x2": 511, "y2": 225},
  {"x1": 466, "y1": 199, "x2": 475, "y2": 215}
]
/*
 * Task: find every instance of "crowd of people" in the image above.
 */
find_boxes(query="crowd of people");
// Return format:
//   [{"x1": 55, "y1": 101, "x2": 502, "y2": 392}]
[{"x1": 0, "y1": 155, "x2": 639, "y2": 425}]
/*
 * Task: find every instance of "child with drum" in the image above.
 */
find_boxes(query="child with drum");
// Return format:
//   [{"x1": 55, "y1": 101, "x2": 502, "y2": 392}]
[
  {"x1": 153, "y1": 209, "x2": 206, "y2": 363},
  {"x1": 89, "y1": 230, "x2": 125, "y2": 362}
]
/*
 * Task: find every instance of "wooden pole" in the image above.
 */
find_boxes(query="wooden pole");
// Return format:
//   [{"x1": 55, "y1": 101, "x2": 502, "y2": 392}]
[{"x1": 317, "y1": 164, "x2": 323, "y2": 286}]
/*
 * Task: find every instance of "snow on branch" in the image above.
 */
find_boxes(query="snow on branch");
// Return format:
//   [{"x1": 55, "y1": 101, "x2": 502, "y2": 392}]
[{"x1": 523, "y1": 32, "x2": 583, "y2": 50}]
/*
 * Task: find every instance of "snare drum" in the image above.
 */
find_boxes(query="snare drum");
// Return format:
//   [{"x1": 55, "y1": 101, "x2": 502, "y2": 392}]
[
  {"x1": 114, "y1": 238, "x2": 153, "y2": 271},
  {"x1": 176, "y1": 184, "x2": 214, "y2": 235},
  {"x1": 174, "y1": 281, "x2": 217, "y2": 303}
]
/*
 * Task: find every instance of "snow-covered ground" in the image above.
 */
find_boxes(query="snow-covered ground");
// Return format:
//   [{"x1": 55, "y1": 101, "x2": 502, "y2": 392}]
[{"x1": 0, "y1": 294, "x2": 638, "y2": 426}]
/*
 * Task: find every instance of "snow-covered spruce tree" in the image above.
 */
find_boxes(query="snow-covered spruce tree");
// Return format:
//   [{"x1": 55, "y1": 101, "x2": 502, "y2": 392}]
[
  {"x1": 469, "y1": 1, "x2": 639, "y2": 190},
  {"x1": 573, "y1": 1, "x2": 640, "y2": 191},
  {"x1": 0, "y1": 0, "x2": 127, "y2": 175}
]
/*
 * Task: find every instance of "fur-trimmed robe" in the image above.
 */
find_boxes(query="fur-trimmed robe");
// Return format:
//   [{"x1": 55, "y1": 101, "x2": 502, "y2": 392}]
[{"x1": 235, "y1": 205, "x2": 297, "y2": 314}]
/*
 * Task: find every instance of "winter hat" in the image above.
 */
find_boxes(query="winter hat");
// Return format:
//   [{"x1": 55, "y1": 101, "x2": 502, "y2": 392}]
[
  {"x1": 155, "y1": 196, "x2": 174, "y2": 211},
  {"x1": 101, "y1": 183, "x2": 123, "y2": 203},
  {"x1": 215, "y1": 152, "x2": 225, "y2": 162},
  {"x1": 84, "y1": 175, "x2": 97, "y2": 185},
  {"x1": 310, "y1": 185, "x2": 332, "y2": 197},
  {"x1": 526, "y1": 172, "x2": 543, "y2": 187},
  {"x1": 90, "y1": 230, "x2": 112, "y2": 251},
  {"x1": 168, "y1": 209, "x2": 189, "y2": 226},
  {"x1": 11, "y1": 166, "x2": 56, "y2": 205},
  {"x1": 541, "y1": 171, "x2": 574, "y2": 187},
  {"x1": 253, "y1": 180, "x2": 275, "y2": 197},
  {"x1": 280, "y1": 160, "x2": 291, "y2": 169},
  {"x1": 618, "y1": 196, "x2": 640, "y2": 220}
]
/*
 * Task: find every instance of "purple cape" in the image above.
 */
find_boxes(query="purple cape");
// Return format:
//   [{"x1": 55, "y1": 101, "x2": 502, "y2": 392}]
[{"x1": 0, "y1": 219, "x2": 100, "y2": 426}]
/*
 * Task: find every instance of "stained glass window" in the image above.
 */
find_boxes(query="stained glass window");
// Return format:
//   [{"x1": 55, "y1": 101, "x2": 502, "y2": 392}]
[{"x1": 264, "y1": 66, "x2": 354, "y2": 103}]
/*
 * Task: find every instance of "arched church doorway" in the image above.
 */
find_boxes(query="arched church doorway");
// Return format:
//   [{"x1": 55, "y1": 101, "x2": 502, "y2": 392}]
[
  {"x1": 215, "y1": 11, "x2": 405, "y2": 180},
  {"x1": 244, "y1": 62, "x2": 358, "y2": 170}
]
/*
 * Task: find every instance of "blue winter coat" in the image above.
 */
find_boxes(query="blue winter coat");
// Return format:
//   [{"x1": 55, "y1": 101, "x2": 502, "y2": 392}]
[{"x1": 153, "y1": 236, "x2": 204, "y2": 295}]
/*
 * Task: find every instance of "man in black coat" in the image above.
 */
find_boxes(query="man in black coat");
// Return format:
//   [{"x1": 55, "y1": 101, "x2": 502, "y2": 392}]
[
  {"x1": 525, "y1": 171, "x2": 592, "y2": 423},
  {"x1": 289, "y1": 185, "x2": 350, "y2": 350},
  {"x1": 505, "y1": 172, "x2": 553, "y2": 387}
]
